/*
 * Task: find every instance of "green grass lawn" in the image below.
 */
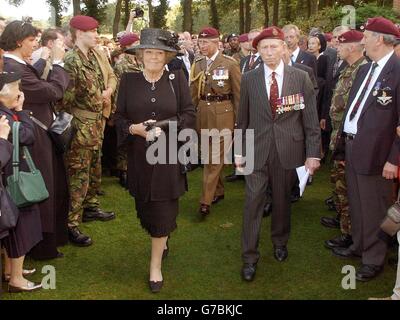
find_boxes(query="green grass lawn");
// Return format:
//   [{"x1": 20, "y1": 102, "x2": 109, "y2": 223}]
[{"x1": 1, "y1": 164, "x2": 397, "y2": 300}]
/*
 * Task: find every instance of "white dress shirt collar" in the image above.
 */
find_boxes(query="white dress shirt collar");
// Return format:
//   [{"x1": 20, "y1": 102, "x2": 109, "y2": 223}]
[
  {"x1": 376, "y1": 50, "x2": 394, "y2": 69},
  {"x1": 264, "y1": 60, "x2": 284, "y2": 79},
  {"x1": 3, "y1": 53, "x2": 27, "y2": 65},
  {"x1": 291, "y1": 46, "x2": 300, "y2": 62},
  {"x1": 207, "y1": 50, "x2": 219, "y2": 63}
]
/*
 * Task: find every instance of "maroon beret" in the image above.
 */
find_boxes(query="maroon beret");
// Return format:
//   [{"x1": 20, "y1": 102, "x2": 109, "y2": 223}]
[
  {"x1": 238, "y1": 33, "x2": 249, "y2": 43},
  {"x1": 119, "y1": 33, "x2": 140, "y2": 47},
  {"x1": 324, "y1": 32, "x2": 333, "y2": 42},
  {"x1": 252, "y1": 26, "x2": 284, "y2": 49},
  {"x1": 198, "y1": 27, "x2": 220, "y2": 39},
  {"x1": 362, "y1": 17, "x2": 400, "y2": 37},
  {"x1": 338, "y1": 30, "x2": 364, "y2": 43},
  {"x1": 70, "y1": 15, "x2": 99, "y2": 31}
]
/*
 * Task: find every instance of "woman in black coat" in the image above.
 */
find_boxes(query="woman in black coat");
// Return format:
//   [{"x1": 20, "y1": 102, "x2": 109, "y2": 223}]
[
  {"x1": 0, "y1": 72, "x2": 43, "y2": 293},
  {"x1": 0, "y1": 114, "x2": 12, "y2": 296},
  {"x1": 0, "y1": 21, "x2": 70, "y2": 260},
  {"x1": 115, "y1": 29, "x2": 196, "y2": 293}
]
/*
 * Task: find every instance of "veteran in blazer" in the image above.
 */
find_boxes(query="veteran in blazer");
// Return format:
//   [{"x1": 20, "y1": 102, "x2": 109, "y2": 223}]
[
  {"x1": 332, "y1": 17, "x2": 400, "y2": 282},
  {"x1": 236, "y1": 27, "x2": 321, "y2": 281},
  {"x1": 190, "y1": 27, "x2": 241, "y2": 217}
]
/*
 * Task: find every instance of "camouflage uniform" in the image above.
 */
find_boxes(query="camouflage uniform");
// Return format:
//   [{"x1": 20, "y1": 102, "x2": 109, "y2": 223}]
[
  {"x1": 329, "y1": 56, "x2": 367, "y2": 235},
  {"x1": 61, "y1": 46, "x2": 116, "y2": 228},
  {"x1": 113, "y1": 55, "x2": 141, "y2": 172}
]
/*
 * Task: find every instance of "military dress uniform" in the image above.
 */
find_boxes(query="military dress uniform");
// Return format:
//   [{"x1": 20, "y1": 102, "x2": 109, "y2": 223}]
[
  {"x1": 60, "y1": 16, "x2": 117, "y2": 242},
  {"x1": 329, "y1": 50, "x2": 367, "y2": 240},
  {"x1": 190, "y1": 27, "x2": 241, "y2": 215}
]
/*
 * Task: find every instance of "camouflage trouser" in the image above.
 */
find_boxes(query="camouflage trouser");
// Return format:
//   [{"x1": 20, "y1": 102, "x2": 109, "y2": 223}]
[
  {"x1": 330, "y1": 160, "x2": 351, "y2": 235},
  {"x1": 116, "y1": 145, "x2": 128, "y2": 172},
  {"x1": 65, "y1": 147, "x2": 102, "y2": 228}
]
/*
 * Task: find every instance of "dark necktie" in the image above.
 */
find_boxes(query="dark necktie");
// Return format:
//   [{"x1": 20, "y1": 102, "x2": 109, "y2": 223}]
[
  {"x1": 290, "y1": 54, "x2": 295, "y2": 66},
  {"x1": 269, "y1": 72, "x2": 279, "y2": 119},
  {"x1": 249, "y1": 54, "x2": 255, "y2": 69},
  {"x1": 349, "y1": 62, "x2": 378, "y2": 121}
]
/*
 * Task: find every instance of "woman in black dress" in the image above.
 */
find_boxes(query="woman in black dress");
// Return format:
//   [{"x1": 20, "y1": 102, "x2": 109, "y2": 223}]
[
  {"x1": 115, "y1": 29, "x2": 196, "y2": 293},
  {"x1": 0, "y1": 72, "x2": 43, "y2": 293}
]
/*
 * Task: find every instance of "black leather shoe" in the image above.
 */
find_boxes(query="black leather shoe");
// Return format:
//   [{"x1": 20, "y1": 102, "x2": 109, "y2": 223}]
[
  {"x1": 332, "y1": 246, "x2": 360, "y2": 259},
  {"x1": 325, "y1": 196, "x2": 334, "y2": 206},
  {"x1": 356, "y1": 264, "x2": 383, "y2": 282},
  {"x1": 212, "y1": 195, "x2": 224, "y2": 204},
  {"x1": 68, "y1": 227, "x2": 92, "y2": 247},
  {"x1": 241, "y1": 263, "x2": 257, "y2": 282},
  {"x1": 320, "y1": 215, "x2": 340, "y2": 229},
  {"x1": 225, "y1": 173, "x2": 244, "y2": 182},
  {"x1": 83, "y1": 208, "x2": 116, "y2": 222},
  {"x1": 263, "y1": 203, "x2": 272, "y2": 218},
  {"x1": 290, "y1": 194, "x2": 300, "y2": 203},
  {"x1": 274, "y1": 246, "x2": 288, "y2": 262},
  {"x1": 149, "y1": 280, "x2": 164, "y2": 293},
  {"x1": 199, "y1": 204, "x2": 210, "y2": 217},
  {"x1": 325, "y1": 234, "x2": 353, "y2": 249}
]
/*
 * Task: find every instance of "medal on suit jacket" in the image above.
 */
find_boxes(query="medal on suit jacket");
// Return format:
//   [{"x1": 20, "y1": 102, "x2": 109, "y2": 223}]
[
  {"x1": 277, "y1": 93, "x2": 305, "y2": 115},
  {"x1": 372, "y1": 81, "x2": 381, "y2": 97}
]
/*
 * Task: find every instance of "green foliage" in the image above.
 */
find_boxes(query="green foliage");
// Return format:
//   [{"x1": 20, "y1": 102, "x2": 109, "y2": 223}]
[
  {"x1": 153, "y1": 0, "x2": 170, "y2": 29},
  {"x1": 81, "y1": 0, "x2": 108, "y2": 25}
]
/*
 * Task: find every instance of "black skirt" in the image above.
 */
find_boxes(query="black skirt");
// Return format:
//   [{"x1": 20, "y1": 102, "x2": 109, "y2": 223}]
[
  {"x1": 135, "y1": 199, "x2": 178, "y2": 238},
  {"x1": 2, "y1": 205, "x2": 43, "y2": 259}
]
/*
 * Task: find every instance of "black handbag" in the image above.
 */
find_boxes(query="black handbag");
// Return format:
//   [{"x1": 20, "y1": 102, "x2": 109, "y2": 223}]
[
  {"x1": 0, "y1": 170, "x2": 19, "y2": 235},
  {"x1": 30, "y1": 109, "x2": 75, "y2": 154}
]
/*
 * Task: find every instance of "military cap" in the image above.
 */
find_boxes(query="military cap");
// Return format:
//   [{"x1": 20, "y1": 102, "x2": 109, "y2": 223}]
[
  {"x1": 0, "y1": 71, "x2": 21, "y2": 92},
  {"x1": 361, "y1": 17, "x2": 400, "y2": 37},
  {"x1": 198, "y1": 27, "x2": 220, "y2": 39},
  {"x1": 238, "y1": 33, "x2": 248, "y2": 43},
  {"x1": 338, "y1": 30, "x2": 364, "y2": 43},
  {"x1": 119, "y1": 33, "x2": 140, "y2": 47},
  {"x1": 69, "y1": 15, "x2": 99, "y2": 31},
  {"x1": 227, "y1": 33, "x2": 239, "y2": 42},
  {"x1": 252, "y1": 26, "x2": 284, "y2": 48}
]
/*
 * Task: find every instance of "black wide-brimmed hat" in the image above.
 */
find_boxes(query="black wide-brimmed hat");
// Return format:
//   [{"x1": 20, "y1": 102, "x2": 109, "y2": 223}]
[
  {"x1": 125, "y1": 28, "x2": 180, "y2": 55},
  {"x1": 0, "y1": 71, "x2": 21, "y2": 92}
]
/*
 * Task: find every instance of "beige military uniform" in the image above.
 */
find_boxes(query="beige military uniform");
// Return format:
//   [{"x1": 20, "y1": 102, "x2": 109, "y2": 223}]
[{"x1": 190, "y1": 52, "x2": 241, "y2": 206}]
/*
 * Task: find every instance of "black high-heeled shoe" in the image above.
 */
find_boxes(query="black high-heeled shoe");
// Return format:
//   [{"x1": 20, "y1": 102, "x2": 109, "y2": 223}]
[{"x1": 149, "y1": 280, "x2": 164, "y2": 293}]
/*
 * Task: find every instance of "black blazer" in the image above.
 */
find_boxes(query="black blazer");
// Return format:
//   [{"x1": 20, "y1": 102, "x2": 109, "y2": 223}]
[
  {"x1": 335, "y1": 53, "x2": 400, "y2": 174},
  {"x1": 293, "y1": 62, "x2": 318, "y2": 92},
  {"x1": 240, "y1": 54, "x2": 262, "y2": 73},
  {"x1": 296, "y1": 50, "x2": 318, "y2": 78}
]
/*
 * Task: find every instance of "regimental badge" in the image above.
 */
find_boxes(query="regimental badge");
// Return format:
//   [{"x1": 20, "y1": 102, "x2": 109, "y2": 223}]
[
  {"x1": 217, "y1": 80, "x2": 225, "y2": 87},
  {"x1": 372, "y1": 81, "x2": 381, "y2": 97},
  {"x1": 276, "y1": 93, "x2": 305, "y2": 115},
  {"x1": 212, "y1": 67, "x2": 229, "y2": 81},
  {"x1": 272, "y1": 28, "x2": 278, "y2": 36},
  {"x1": 377, "y1": 87, "x2": 393, "y2": 106},
  {"x1": 169, "y1": 74, "x2": 175, "y2": 80}
]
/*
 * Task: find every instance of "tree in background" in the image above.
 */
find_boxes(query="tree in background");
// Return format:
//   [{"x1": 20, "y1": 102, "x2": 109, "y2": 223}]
[
  {"x1": 152, "y1": 0, "x2": 169, "y2": 28},
  {"x1": 209, "y1": 0, "x2": 219, "y2": 29},
  {"x1": 182, "y1": 0, "x2": 193, "y2": 33}
]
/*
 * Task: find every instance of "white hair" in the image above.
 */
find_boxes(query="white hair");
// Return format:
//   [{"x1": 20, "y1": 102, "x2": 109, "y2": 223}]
[
  {"x1": 372, "y1": 32, "x2": 398, "y2": 46},
  {"x1": 0, "y1": 82, "x2": 17, "y2": 97}
]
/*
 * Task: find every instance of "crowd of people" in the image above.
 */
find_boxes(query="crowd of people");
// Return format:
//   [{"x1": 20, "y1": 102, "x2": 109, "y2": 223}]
[{"x1": 0, "y1": 11, "x2": 399, "y2": 299}]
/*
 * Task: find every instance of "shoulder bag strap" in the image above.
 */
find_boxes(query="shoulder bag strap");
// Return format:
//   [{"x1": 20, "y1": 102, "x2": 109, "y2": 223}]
[{"x1": 11, "y1": 121, "x2": 20, "y2": 181}]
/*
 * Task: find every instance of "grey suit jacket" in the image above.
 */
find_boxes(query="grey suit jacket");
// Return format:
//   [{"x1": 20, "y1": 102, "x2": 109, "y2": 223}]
[{"x1": 237, "y1": 63, "x2": 321, "y2": 170}]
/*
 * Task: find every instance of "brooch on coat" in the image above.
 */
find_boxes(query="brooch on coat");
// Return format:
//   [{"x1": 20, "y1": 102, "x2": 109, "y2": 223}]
[
  {"x1": 276, "y1": 93, "x2": 305, "y2": 115},
  {"x1": 169, "y1": 74, "x2": 175, "y2": 80}
]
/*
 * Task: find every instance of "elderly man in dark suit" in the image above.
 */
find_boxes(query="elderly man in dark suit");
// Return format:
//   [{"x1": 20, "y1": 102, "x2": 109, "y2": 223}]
[
  {"x1": 236, "y1": 27, "x2": 321, "y2": 281},
  {"x1": 283, "y1": 24, "x2": 317, "y2": 78},
  {"x1": 332, "y1": 17, "x2": 400, "y2": 282},
  {"x1": 240, "y1": 29, "x2": 262, "y2": 74}
]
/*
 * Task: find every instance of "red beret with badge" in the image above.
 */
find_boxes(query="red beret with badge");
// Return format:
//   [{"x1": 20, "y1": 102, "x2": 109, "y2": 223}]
[
  {"x1": 119, "y1": 33, "x2": 140, "y2": 47},
  {"x1": 198, "y1": 27, "x2": 220, "y2": 39},
  {"x1": 70, "y1": 15, "x2": 99, "y2": 31},
  {"x1": 338, "y1": 30, "x2": 364, "y2": 43},
  {"x1": 362, "y1": 17, "x2": 400, "y2": 38},
  {"x1": 238, "y1": 33, "x2": 249, "y2": 43},
  {"x1": 252, "y1": 26, "x2": 284, "y2": 49}
]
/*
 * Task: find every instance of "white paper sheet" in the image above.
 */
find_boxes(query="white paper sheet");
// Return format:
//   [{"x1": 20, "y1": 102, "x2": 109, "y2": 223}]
[{"x1": 296, "y1": 166, "x2": 310, "y2": 197}]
